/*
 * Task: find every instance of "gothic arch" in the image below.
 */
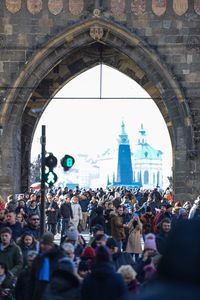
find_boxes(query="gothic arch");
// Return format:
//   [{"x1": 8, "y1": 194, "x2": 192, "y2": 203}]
[{"x1": 0, "y1": 18, "x2": 194, "y2": 197}]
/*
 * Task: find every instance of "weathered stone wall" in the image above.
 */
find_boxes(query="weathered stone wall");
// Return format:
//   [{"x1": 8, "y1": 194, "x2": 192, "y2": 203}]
[{"x1": 0, "y1": 0, "x2": 200, "y2": 200}]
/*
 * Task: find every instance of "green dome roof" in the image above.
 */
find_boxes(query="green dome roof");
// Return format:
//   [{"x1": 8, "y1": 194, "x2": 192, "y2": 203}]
[{"x1": 133, "y1": 143, "x2": 163, "y2": 160}]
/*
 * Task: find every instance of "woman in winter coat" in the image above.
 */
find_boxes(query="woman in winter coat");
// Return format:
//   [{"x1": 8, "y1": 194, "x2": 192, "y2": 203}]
[
  {"x1": 126, "y1": 215, "x2": 143, "y2": 262},
  {"x1": 17, "y1": 233, "x2": 39, "y2": 267}
]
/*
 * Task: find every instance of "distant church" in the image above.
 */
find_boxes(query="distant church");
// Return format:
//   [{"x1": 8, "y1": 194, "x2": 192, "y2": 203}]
[{"x1": 110, "y1": 122, "x2": 163, "y2": 189}]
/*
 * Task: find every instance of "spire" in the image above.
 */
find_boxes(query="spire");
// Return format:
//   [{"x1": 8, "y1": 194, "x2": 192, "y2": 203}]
[
  {"x1": 118, "y1": 121, "x2": 129, "y2": 145},
  {"x1": 138, "y1": 123, "x2": 147, "y2": 145}
]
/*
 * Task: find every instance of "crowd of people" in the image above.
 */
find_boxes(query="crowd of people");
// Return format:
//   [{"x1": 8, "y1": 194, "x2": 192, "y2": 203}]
[{"x1": 0, "y1": 185, "x2": 199, "y2": 299}]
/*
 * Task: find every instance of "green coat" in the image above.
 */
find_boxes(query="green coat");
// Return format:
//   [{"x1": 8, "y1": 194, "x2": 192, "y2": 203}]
[{"x1": 0, "y1": 242, "x2": 23, "y2": 277}]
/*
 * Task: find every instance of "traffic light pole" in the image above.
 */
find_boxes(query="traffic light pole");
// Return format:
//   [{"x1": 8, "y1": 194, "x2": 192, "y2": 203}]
[{"x1": 40, "y1": 125, "x2": 46, "y2": 237}]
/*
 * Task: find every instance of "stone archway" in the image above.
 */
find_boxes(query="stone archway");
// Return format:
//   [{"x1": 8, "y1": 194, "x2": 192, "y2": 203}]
[{"x1": 1, "y1": 18, "x2": 195, "y2": 200}]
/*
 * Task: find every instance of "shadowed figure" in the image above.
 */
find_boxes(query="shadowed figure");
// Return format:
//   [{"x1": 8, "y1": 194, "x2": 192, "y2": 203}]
[{"x1": 136, "y1": 219, "x2": 200, "y2": 300}]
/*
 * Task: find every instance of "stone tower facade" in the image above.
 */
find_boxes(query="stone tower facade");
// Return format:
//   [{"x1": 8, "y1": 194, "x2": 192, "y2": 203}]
[{"x1": 0, "y1": 1, "x2": 200, "y2": 200}]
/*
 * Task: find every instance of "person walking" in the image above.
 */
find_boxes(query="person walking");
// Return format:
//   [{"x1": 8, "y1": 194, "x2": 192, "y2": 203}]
[
  {"x1": 70, "y1": 196, "x2": 83, "y2": 230},
  {"x1": 60, "y1": 195, "x2": 73, "y2": 237}
]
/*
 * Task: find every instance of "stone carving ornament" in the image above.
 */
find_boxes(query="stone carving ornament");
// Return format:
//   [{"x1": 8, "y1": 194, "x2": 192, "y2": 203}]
[
  {"x1": 27, "y1": 0, "x2": 42, "y2": 15},
  {"x1": 69, "y1": 0, "x2": 84, "y2": 16},
  {"x1": 48, "y1": 0, "x2": 63, "y2": 15},
  {"x1": 90, "y1": 25, "x2": 104, "y2": 40},
  {"x1": 152, "y1": 0, "x2": 166, "y2": 17},
  {"x1": 194, "y1": 0, "x2": 200, "y2": 15},
  {"x1": 110, "y1": 0, "x2": 125, "y2": 17},
  {"x1": 6, "y1": 0, "x2": 21, "y2": 14},
  {"x1": 173, "y1": 0, "x2": 188, "y2": 16},
  {"x1": 131, "y1": 0, "x2": 145, "y2": 16}
]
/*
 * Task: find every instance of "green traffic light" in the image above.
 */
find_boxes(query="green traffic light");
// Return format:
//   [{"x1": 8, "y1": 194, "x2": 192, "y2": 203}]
[{"x1": 66, "y1": 158, "x2": 73, "y2": 167}]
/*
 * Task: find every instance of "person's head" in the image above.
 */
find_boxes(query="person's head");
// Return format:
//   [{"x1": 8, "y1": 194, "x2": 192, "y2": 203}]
[
  {"x1": 40, "y1": 232, "x2": 54, "y2": 253},
  {"x1": 18, "y1": 200, "x2": 25, "y2": 207},
  {"x1": 28, "y1": 214, "x2": 40, "y2": 228},
  {"x1": 0, "y1": 210, "x2": 5, "y2": 222},
  {"x1": 166, "y1": 203, "x2": 173, "y2": 213},
  {"x1": 21, "y1": 233, "x2": 34, "y2": 247},
  {"x1": 160, "y1": 204, "x2": 167, "y2": 213},
  {"x1": 30, "y1": 193, "x2": 36, "y2": 202},
  {"x1": 47, "y1": 194, "x2": 53, "y2": 202},
  {"x1": 6, "y1": 211, "x2": 16, "y2": 225},
  {"x1": 106, "y1": 237, "x2": 118, "y2": 254},
  {"x1": 107, "y1": 202, "x2": 113, "y2": 209},
  {"x1": 0, "y1": 227, "x2": 12, "y2": 246},
  {"x1": 117, "y1": 205, "x2": 124, "y2": 216},
  {"x1": 95, "y1": 234, "x2": 107, "y2": 247},
  {"x1": 161, "y1": 218, "x2": 171, "y2": 233},
  {"x1": 61, "y1": 242, "x2": 75, "y2": 261},
  {"x1": 147, "y1": 194, "x2": 153, "y2": 202},
  {"x1": 95, "y1": 245, "x2": 112, "y2": 263},
  {"x1": 144, "y1": 233, "x2": 157, "y2": 256},
  {"x1": 118, "y1": 265, "x2": 137, "y2": 284},
  {"x1": 72, "y1": 196, "x2": 79, "y2": 204},
  {"x1": 64, "y1": 195, "x2": 71, "y2": 203},
  {"x1": 0, "y1": 262, "x2": 7, "y2": 276},
  {"x1": 61, "y1": 227, "x2": 78, "y2": 245},
  {"x1": 92, "y1": 224, "x2": 104, "y2": 237},
  {"x1": 16, "y1": 213, "x2": 24, "y2": 223}
]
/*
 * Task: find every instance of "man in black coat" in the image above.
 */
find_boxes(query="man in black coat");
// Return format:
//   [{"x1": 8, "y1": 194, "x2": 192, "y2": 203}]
[
  {"x1": 45, "y1": 195, "x2": 59, "y2": 235},
  {"x1": 60, "y1": 195, "x2": 73, "y2": 237}
]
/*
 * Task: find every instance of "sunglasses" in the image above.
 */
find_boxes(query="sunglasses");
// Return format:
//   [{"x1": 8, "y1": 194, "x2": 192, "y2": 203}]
[{"x1": 31, "y1": 218, "x2": 40, "y2": 221}]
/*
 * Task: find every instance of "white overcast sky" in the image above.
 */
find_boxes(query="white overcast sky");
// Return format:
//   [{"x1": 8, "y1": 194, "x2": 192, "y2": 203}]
[{"x1": 32, "y1": 65, "x2": 172, "y2": 183}]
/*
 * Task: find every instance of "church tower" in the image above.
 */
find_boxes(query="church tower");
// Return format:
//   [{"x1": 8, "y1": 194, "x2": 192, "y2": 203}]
[{"x1": 116, "y1": 121, "x2": 133, "y2": 185}]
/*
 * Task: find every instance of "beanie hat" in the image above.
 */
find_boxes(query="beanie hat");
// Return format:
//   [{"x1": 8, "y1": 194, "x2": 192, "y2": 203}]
[
  {"x1": 40, "y1": 232, "x2": 54, "y2": 245},
  {"x1": 58, "y1": 257, "x2": 75, "y2": 274},
  {"x1": 95, "y1": 245, "x2": 112, "y2": 263},
  {"x1": 81, "y1": 246, "x2": 96, "y2": 258},
  {"x1": 144, "y1": 233, "x2": 157, "y2": 251},
  {"x1": 65, "y1": 228, "x2": 78, "y2": 241}
]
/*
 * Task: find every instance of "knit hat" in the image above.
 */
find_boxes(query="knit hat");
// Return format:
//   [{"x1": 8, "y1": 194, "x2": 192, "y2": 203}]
[
  {"x1": 40, "y1": 232, "x2": 54, "y2": 245},
  {"x1": 81, "y1": 246, "x2": 96, "y2": 258},
  {"x1": 95, "y1": 245, "x2": 112, "y2": 263},
  {"x1": 58, "y1": 257, "x2": 75, "y2": 274},
  {"x1": 144, "y1": 233, "x2": 157, "y2": 251},
  {"x1": 65, "y1": 228, "x2": 78, "y2": 241}
]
